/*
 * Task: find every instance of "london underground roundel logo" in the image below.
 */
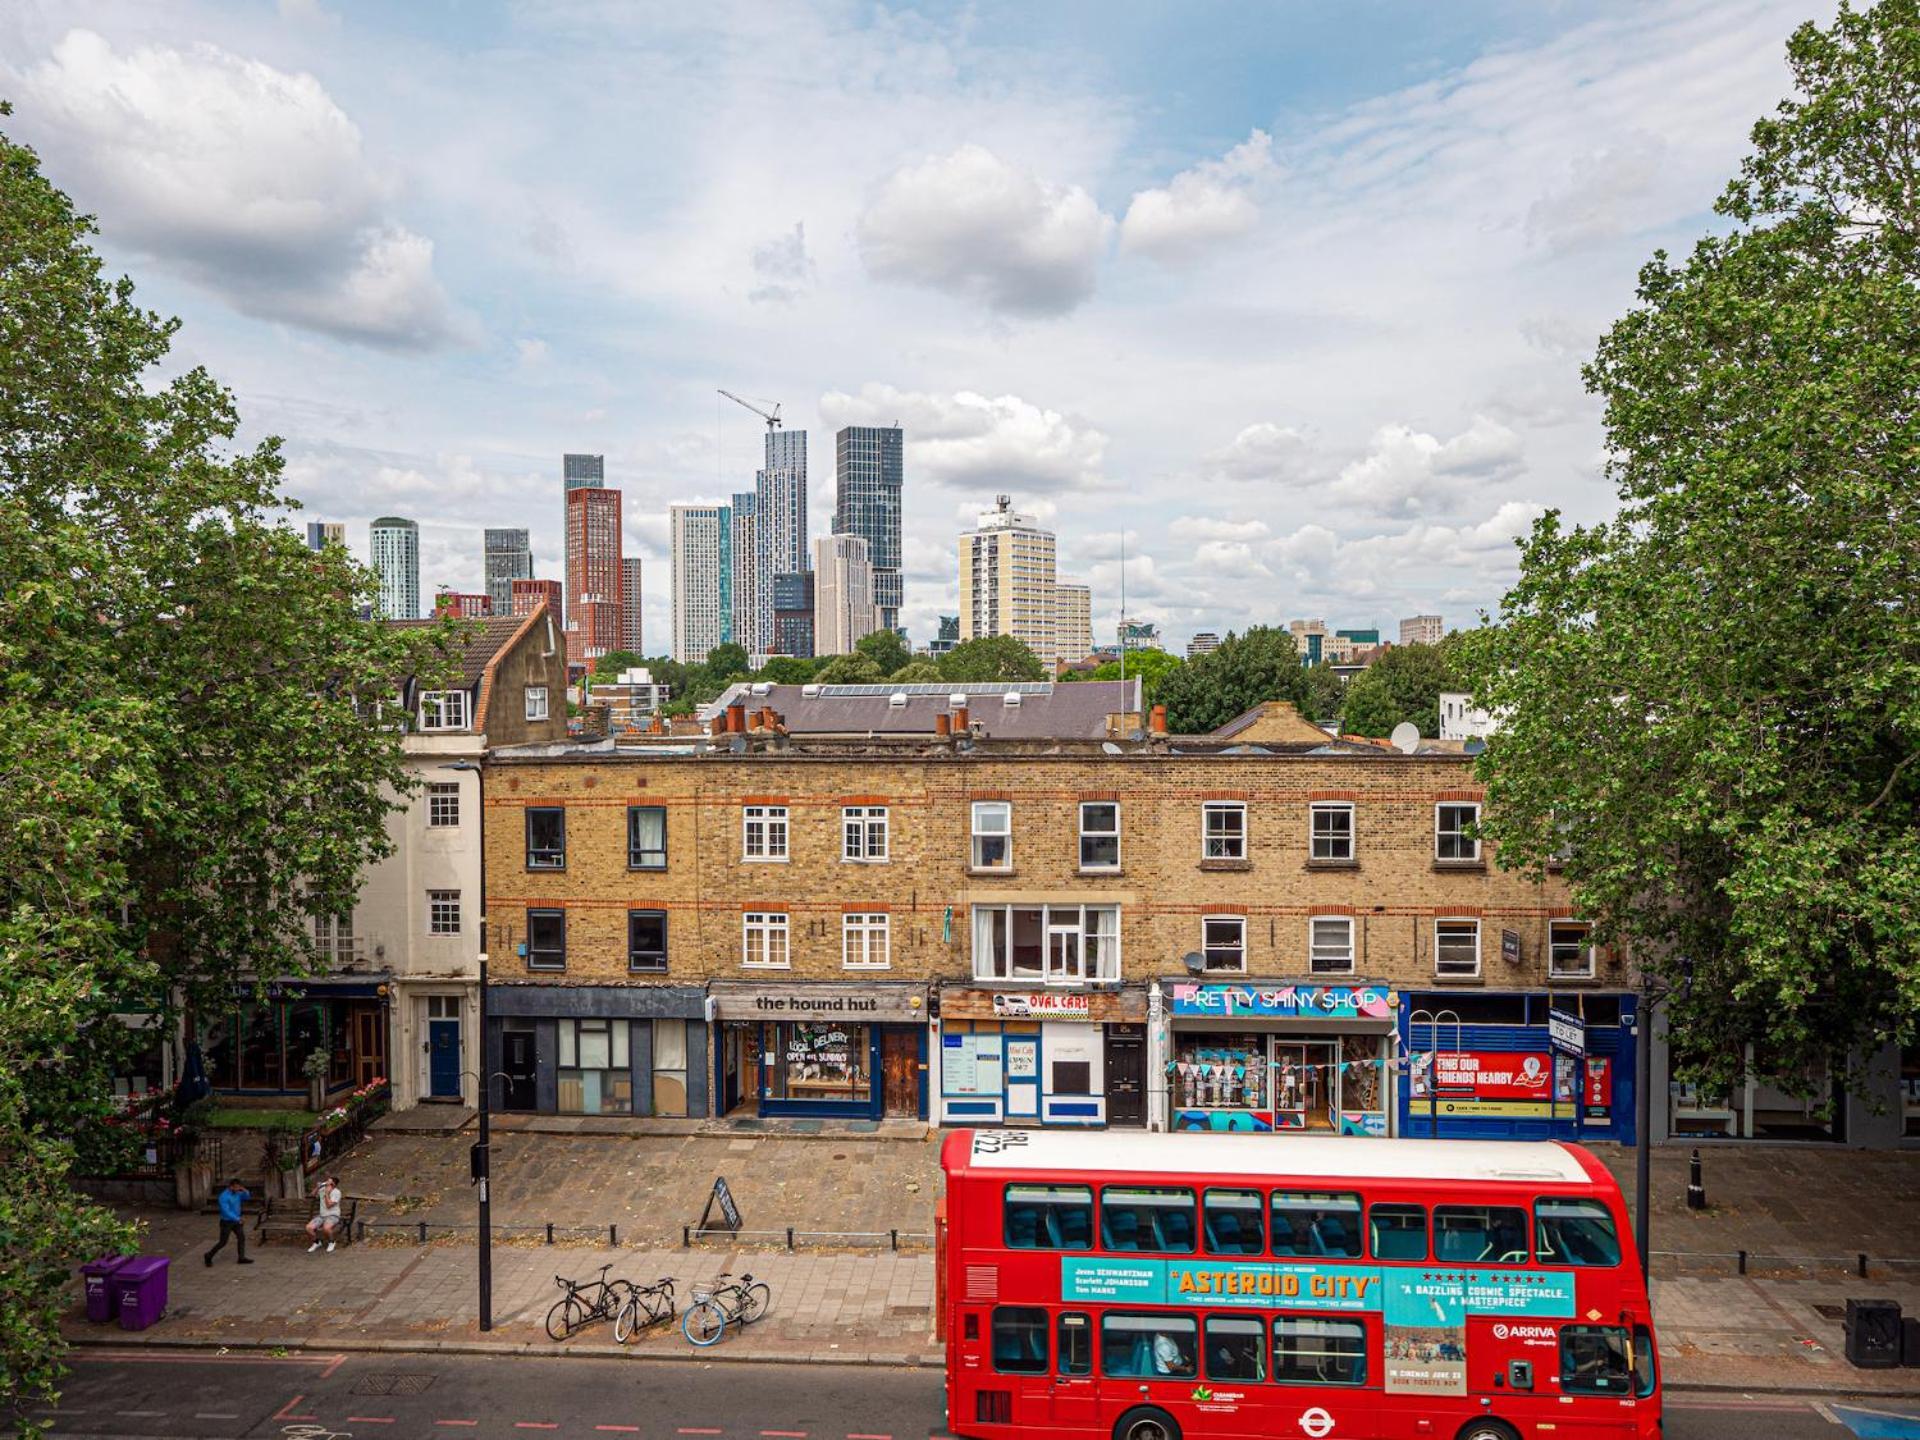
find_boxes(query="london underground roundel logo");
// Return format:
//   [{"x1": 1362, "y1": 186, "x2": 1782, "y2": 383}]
[{"x1": 1298, "y1": 1407, "x2": 1336, "y2": 1438}]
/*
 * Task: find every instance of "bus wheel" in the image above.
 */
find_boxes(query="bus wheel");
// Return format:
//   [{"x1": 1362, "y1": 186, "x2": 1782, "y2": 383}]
[
  {"x1": 1113, "y1": 1407, "x2": 1181, "y2": 1440},
  {"x1": 1456, "y1": 1421, "x2": 1520, "y2": 1440}
]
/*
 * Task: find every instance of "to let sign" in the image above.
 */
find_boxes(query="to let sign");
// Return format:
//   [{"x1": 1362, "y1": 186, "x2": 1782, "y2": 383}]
[
  {"x1": 1548, "y1": 1008, "x2": 1585, "y2": 1057},
  {"x1": 1500, "y1": 930, "x2": 1522, "y2": 966}
]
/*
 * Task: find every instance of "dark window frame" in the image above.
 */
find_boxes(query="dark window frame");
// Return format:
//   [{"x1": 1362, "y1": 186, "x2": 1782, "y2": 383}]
[
  {"x1": 525, "y1": 907, "x2": 566, "y2": 971},
  {"x1": 627, "y1": 909, "x2": 668, "y2": 973},
  {"x1": 989, "y1": 1306, "x2": 1049, "y2": 1376},
  {"x1": 526, "y1": 806, "x2": 567, "y2": 870},
  {"x1": 627, "y1": 805, "x2": 668, "y2": 870}
]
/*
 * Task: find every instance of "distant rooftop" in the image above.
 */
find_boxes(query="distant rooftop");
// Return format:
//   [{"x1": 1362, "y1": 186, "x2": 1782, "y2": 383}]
[{"x1": 702, "y1": 679, "x2": 1141, "y2": 740}]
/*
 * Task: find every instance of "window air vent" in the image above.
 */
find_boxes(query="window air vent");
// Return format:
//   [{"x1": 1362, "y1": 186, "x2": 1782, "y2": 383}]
[{"x1": 965, "y1": 1264, "x2": 999, "y2": 1300}]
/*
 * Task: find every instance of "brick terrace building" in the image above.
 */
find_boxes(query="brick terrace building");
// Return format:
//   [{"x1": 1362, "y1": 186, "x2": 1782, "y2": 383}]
[{"x1": 480, "y1": 711, "x2": 1635, "y2": 1139}]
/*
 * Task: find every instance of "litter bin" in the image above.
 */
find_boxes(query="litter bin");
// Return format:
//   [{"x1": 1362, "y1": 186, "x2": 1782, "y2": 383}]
[
  {"x1": 112, "y1": 1256, "x2": 170, "y2": 1332},
  {"x1": 1844, "y1": 1298, "x2": 1902, "y2": 1369},
  {"x1": 80, "y1": 1256, "x2": 129, "y2": 1323}
]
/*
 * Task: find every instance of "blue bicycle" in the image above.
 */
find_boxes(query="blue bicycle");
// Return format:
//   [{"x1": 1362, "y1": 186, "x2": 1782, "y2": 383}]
[{"x1": 681, "y1": 1271, "x2": 771, "y2": 1346}]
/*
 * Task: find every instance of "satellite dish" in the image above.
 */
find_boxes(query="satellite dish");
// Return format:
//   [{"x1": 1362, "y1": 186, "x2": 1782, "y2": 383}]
[
  {"x1": 1102, "y1": 741, "x2": 1122, "y2": 755},
  {"x1": 1390, "y1": 721, "x2": 1420, "y2": 754},
  {"x1": 1463, "y1": 737, "x2": 1486, "y2": 756},
  {"x1": 1181, "y1": 951, "x2": 1206, "y2": 975}
]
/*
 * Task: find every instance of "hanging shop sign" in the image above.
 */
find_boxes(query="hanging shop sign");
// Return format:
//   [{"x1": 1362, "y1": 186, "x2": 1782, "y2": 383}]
[
  {"x1": 1167, "y1": 983, "x2": 1393, "y2": 1021},
  {"x1": 992, "y1": 991, "x2": 1092, "y2": 1019},
  {"x1": 1500, "y1": 929, "x2": 1522, "y2": 966},
  {"x1": 708, "y1": 981, "x2": 926, "y2": 1023}
]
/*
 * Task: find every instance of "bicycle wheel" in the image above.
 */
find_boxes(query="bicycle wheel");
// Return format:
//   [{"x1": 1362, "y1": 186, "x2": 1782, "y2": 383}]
[
  {"x1": 612, "y1": 1293, "x2": 640, "y2": 1344},
  {"x1": 683, "y1": 1299, "x2": 727, "y2": 1347},
  {"x1": 546, "y1": 1295, "x2": 587, "y2": 1342},
  {"x1": 741, "y1": 1283, "x2": 772, "y2": 1325}
]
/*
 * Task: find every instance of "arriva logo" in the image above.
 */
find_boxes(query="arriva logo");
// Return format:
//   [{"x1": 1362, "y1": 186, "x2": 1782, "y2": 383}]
[
  {"x1": 1298, "y1": 1406, "x2": 1336, "y2": 1438},
  {"x1": 1492, "y1": 1322, "x2": 1559, "y2": 1342}
]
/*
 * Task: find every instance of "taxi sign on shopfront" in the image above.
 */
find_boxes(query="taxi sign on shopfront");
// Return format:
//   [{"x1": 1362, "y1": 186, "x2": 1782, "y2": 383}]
[{"x1": 1166, "y1": 982, "x2": 1393, "y2": 1020}]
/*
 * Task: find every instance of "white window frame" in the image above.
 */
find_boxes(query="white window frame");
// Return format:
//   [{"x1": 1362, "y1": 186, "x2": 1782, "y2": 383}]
[
  {"x1": 1435, "y1": 802, "x2": 1482, "y2": 862},
  {"x1": 426, "y1": 781, "x2": 461, "y2": 829},
  {"x1": 1078, "y1": 801, "x2": 1121, "y2": 872},
  {"x1": 971, "y1": 903, "x2": 1121, "y2": 983},
  {"x1": 524, "y1": 685, "x2": 549, "y2": 722},
  {"x1": 842, "y1": 912, "x2": 891, "y2": 970},
  {"x1": 428, "y1": 889, "x2": 462, "y2": 936},
  {"x1": 313, "y1": 910, "x2": 355, "y2": 962},
  {"x1": 1434, "y1": 918, "x2": 1481, "y2": 978},
  {"x1": 1309, "y1": 802, "x2": 1354, "y2": 862},
  {"x1": 742, "y1": 805, "x2": 789, "y2": 862},
  {"x1": 1202, "y1": 801, "x2": 1246, "y2": 861},
  {"x1": 842, "y1": 805, "x2": 889, "y2": 863},
  {"x1": 742, "y1": 911, "x2": 790, "y2": 968},
  {"x1": 1201, "y1": 915, "x2": 1246, "y2": 974},
  {"x1": 971, "y1": 800, "x2": 1012, "y2": 871},
  {"x1": 418, "y1": 689, "x2": 470, "y2": 731},
  {"x1": 1548, "y1": 920, "x2": 1596, "y2": 980},
  {"x1": 1309, "y1": 916, "x2": 1356, "y2": 974}
]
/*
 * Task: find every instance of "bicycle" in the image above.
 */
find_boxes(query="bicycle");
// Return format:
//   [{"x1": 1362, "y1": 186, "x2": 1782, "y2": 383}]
[
  {"x1": 545, "y1": 1263, "x2": 631, "y2": 1341},
  {"x1": 612, "y1": 1274, "x2": 678, "y2": 1343},
  {"x1": 681, "y1": 1271, "x2": 771, "y2": 1347}
]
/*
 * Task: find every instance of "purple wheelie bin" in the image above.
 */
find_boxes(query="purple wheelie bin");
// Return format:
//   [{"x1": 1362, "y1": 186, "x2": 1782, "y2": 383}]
[
  {"x1": 113, "y1": 1256, "x2": 170, "y2": 1330},
  {"x1": 80, "y1": 1256, "x2": 130, "y2": 1322}
]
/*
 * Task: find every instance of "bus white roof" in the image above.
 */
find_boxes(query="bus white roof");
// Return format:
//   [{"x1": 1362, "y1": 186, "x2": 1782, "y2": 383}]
[{"x1": 953, "y1": 1131, "x2": 1594, "y2": 1187}]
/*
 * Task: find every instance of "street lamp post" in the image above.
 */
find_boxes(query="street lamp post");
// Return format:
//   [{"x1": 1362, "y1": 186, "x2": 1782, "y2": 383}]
[{"x1": 444, "y1": 759, "x2": 492, "y2": 1331}]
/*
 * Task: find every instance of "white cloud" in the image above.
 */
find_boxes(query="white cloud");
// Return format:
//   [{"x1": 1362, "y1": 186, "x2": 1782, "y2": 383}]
[
  {"x1": 1204, "y1": 422, "x2": 1318, "y2": 483},
  {"x1": 1327, "y1": 415, "x2": 1524, "y2": 518},
  {"x1": 1120, "y1": 130, "x2": 1274, "y2": 263},
  {"x1": 820, "y1": 383, "x2": 1108, "y2": 494},
  {"x1": 855, "y1": 144, "x2": 1112, "y2": 316},
  {"x1": 15, "y1": 29, "x2": 468, "y2": 350},
  {"x1": 1526, "y1": 132, "x2": 1669, "y2": 253},
  {"x1": 1170, "y1": 516, "x2": 1271, "y2": 544},
  {"x1": 748, "y1": 221, "x2": 815, "y2": 305}
]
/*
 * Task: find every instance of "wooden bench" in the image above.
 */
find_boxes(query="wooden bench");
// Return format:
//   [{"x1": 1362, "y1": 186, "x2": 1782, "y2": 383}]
[{"x1": 255, "y1": 1193, "x2": 358, "y2": 1246}]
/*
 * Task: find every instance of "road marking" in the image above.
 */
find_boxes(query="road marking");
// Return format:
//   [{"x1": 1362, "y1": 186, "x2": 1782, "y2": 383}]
[
  {"x1": 117, "y1": 1411, "x2": 166, "y2": 1417},
  {"x1": 435, "y1": 1424, "x2": 480, "y2": 1429},
  {"x1": 515, "y1": 1425, "x2": 560, "y2": 1431},
  {"x1": 1813, "y1": 1401, "x2": 1840, "y2": 1425},
  {"x1": 347, "y1": 1418, "x2": 397, "y2": 1424},
  {"x1": 763, "y1": 1432, "x2": 808, "y2": 1438},
  {"x1": 273, "y1": 1395, "x2": 308, "y2": 1421},
  {"x1": 679, "y1": 1431, "x2": 724, "y2": 1436},
  {"x1": 75, "y1": 1351, "x2": 346, "y2": 1368},
  {"x1": 595, "y1": 1428, "x2": 642, "y2": 1434},
  {"x1": 196, "y1": 1413, "x2": 243, "y2": 1420},
  {"x1": 849, "y1": 1434, "x2": 894, "y2": 1439}
]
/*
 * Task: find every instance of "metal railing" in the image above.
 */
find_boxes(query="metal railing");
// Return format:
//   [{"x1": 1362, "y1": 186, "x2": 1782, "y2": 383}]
[
  {"x1": 682, "y1": 1225, "x2": 934, "y2": 1252},
  {"x1": 349, "y1": 1218, "x2": 934, "y2": 1252}
]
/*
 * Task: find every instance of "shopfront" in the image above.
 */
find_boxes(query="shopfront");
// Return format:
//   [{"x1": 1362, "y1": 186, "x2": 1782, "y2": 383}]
[
  {"x1": 484, "y1": 983, "x2": 709, "y2": 1118},
  {"x1": 709, "y1": 981, "x2": 929, "y2": 1121},
  {"x1": 1400, "y1": 990, "x2": 1636, "y2": 1144},
  {"x1": 1156, "y1": 980, "x2": 1397, "y2": 1135},
  {"x1": 195, "y1": 978, "x2": 390, "y2": 1099},
  {"x1": 936, "y1": 984, "x2": 1149, "y2": 1128}
]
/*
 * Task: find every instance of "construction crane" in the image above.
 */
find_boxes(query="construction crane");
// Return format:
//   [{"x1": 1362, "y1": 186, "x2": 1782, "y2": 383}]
[{"x1": 717, "y1": 388, "x2": 782, "y2": 432}]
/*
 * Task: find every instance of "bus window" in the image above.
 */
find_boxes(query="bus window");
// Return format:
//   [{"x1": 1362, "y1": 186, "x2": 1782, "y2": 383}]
[
  {"x1": 1433, "y1": 1204, "x2": 1530, "y2": 1264},
  {"x1": 1368, "y1": 1203, "x2": 1427, "y2": 1260},
  {"x1": 1535, "y1": 1198, "x2": 1622, "y2": 1267},
  {"x1": 1004, "y1": 1184, "x2": 1093, "y2": 1250},
  {"x1": 1272, "y1": 1191, "x2": 1363, "y2": 1257},
  {"x1": 1058, "y1": 1312, "x2": 1093, "y2": 1375},
  {"x1": 1273, "y1": 1317, "x2": 1367, "y2": 1386},
  {"x1": 1633, "y1": 1326, "x2": 1657, "y2": 1399},
  {"x1": 1101, "y1": 1313, "x2": 1198, "y2": 1379},
  {"x1": 1203, "y1": 1188, "x2": 1265, "y2": 1255},
  {"x1": 1101, "y1": 1186, "x2": 1197, "y2": 1254},
  {"x1": 1560, "y1": 1325, "x2": 1632, "y2": 1395},
  {"x1": 1204, "y1": 1315, "x2": 1266, "y2": 1382},
  {"x1": 990, "y1": 1306, "x2": 1049, "y2": 1374}
]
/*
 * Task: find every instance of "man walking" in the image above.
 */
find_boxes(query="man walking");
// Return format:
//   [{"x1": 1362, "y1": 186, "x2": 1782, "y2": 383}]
[{"x1": 205, "y1": 1178, "x2": 254, "y2": 1265}]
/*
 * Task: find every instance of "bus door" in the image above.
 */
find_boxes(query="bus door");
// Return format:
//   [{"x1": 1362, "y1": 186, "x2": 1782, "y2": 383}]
[{"x1": 1050, "y1": 1311, "x2": 1099, "y2": 1427}]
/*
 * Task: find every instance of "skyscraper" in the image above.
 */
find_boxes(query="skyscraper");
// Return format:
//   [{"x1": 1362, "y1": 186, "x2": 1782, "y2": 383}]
[
  {"x1": 1400, "y1": 614, "x2": 1444, "y2": 647},
  {"x1": 729, "y1": 492, "x2": 762, "y2": 658},
  {"x1": 561, "y1": 453, "x2": 604, "y2": 635},
  {"x1": 670, "y1": 502, "x2": 731, "y2": 663},
  {"x1": 565, "y1": 486, "x2": 622, "y2": 665},
  {"x1": 484, "y1": 528, "x2": 533, "y2": 616},
  {"x1": 959, "y1": 495, "x2": 1058, "y2": 665},
  {"x1": 369, "y1": 517, "x2": 419, "y2": 621},
  {"x1": 814, "y1": 534, "x2": 877, "y2": 656},
  {"x1": 1054, "y1": 581, "x2": 1093, "y2": 665},
  {"x1": 1186, "y1": 631, "x2": 1222, "y2": 659},
  {"x1": 510, "y1": 578, "x2": 563, "y2": 618},
  {"x1": 772, "y1": 571, "x2": 815, "y2": 658},
  {"x1": 620, "y1": 557, "x2": 645, "y2": 655},
  {"x1": 834, "y1": 425, "x2": 903, "y2": 633},
  {"x1": 305, "y1": 521, "x2": 345, "y2": 550}
]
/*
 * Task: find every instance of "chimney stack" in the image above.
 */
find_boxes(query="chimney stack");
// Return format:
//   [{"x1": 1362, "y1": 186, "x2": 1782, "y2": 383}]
[
  {"x1": 726, "y1": 702, "x2": 747, "y2": 733},
  {"x1": 1150, "y1": 704, "x2": 1168, "y2": 735},
  {"x1": 935, "y1": 712, "x2": 952, "y2": 738},
  {"x1": 954, "y1": 704, "x2": 970, "y2": 733}
]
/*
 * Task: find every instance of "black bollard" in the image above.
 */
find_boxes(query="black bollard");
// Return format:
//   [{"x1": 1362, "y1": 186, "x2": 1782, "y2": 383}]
[{"x1": 1686, "y1": 1148, "x2": 1706, "y2": 1210}]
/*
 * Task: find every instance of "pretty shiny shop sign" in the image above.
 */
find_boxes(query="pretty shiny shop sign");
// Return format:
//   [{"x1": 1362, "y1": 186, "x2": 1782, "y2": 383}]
[{"x1": 1061, "y1": 1259, "x2": 1573, "y2": 1318}]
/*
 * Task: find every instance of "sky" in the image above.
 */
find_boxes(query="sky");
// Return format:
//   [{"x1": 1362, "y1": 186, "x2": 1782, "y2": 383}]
[{"x1": 0, "y1": 0, "x2": 1831, "y2": 654}]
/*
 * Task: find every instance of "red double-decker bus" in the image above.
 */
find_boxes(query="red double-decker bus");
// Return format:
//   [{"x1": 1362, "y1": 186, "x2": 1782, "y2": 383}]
[{"x1": 941, "y1": 1129, "x2": 1657, "y2": 1440}]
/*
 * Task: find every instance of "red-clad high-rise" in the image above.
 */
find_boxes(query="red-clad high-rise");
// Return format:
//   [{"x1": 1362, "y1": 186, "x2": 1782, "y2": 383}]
[
  {"x1": 509, "y1": 577, "x2": 564, "y2": 618},
  {"x1": 566, "y1": 485, "x2": 623, "y2": 664}
]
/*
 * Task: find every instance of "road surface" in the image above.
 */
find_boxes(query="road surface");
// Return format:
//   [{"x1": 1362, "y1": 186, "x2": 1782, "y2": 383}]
[{"x1": 32, "y1": 1350, "x2": 1920, "y2": 1440}]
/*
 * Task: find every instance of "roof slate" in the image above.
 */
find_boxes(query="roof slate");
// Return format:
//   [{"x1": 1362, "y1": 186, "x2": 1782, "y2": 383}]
[{"x1": 704, "y1": 679, "x2": 1141, "y2": 740}]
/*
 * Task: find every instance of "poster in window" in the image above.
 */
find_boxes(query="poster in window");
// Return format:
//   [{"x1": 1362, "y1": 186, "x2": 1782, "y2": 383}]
[{"x1": 1584, "y1": 1057, "x2": 1612, "y2": 1121}]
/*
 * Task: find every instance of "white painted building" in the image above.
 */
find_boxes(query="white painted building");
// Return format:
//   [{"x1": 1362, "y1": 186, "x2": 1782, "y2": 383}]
[{"x1": 1438, "y1": 690, "x2": 1501, "y2": 741}]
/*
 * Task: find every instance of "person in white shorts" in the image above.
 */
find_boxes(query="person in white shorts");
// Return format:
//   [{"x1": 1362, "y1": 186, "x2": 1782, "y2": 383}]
[{"x1": 307, "y1": 1175, "x2": 343, "y2": 1253}]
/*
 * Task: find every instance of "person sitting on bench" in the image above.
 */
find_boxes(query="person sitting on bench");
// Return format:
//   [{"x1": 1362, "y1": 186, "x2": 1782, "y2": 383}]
[{"x1": 307, "y1": 1176, "x2": 344, "y2": 1253}]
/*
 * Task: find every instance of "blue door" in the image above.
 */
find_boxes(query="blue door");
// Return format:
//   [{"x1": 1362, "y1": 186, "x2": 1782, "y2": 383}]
[{"x1": 429, "y1": 1019, "x2": 461, "y2": 1098}]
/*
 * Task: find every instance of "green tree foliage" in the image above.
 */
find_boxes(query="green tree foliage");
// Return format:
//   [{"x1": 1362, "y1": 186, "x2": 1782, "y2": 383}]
[
  {"x1": 0, "y1": 113, "x2": 455, "y2": 1423},
  {"x1": 1339, "y1": 643, "x2": 1460, "y2": 738},
  {"x1": 1151, "y1": 627, "x2": 1308, "y2": 733},
  {"x1": 757, "y1": 655, "x2": 821, "y2": 685},
  {"x1": 1465, "y1": 1, "x2": 1920, "y2": 1094},
  {"x1": 1061, "y1": 648, "x2": 1185, "y2": 692},
  {"x1": 591, "y1": 649, "x2": 645, "y2": 679},
  {"x1": 1303, "y1": 663, "x2": 1346, "y2": 728},
  {"x1": 703, "y1": 642, "x2": 750, "y2": 680},
  {"x1": 814, "y1": 652, "x2": 885, "y2": 684},
  {"x1": 855, "y1": 628, "x2": 911, "y2": 677},
  {"x1": 938, "y1": 634, "x2": 1046, "y2": 683},
  {"x1": 889, "y1": 658, "x2": 944, "y2": 683}
]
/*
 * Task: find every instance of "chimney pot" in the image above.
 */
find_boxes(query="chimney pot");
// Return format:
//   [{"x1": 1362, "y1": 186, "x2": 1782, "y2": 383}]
[
  {"x1": 954, "y1": 704, "x2": 970, "y2": 732},
  {"x1": 935, "y1": 712, "x2": 952, "y2": 737},
  {"x1": 726, "y1": 702, "x2": 747, "y2": 733},
  {"x1": 1150, "y1": 704, "x2": 1168, "y2": 734}
]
